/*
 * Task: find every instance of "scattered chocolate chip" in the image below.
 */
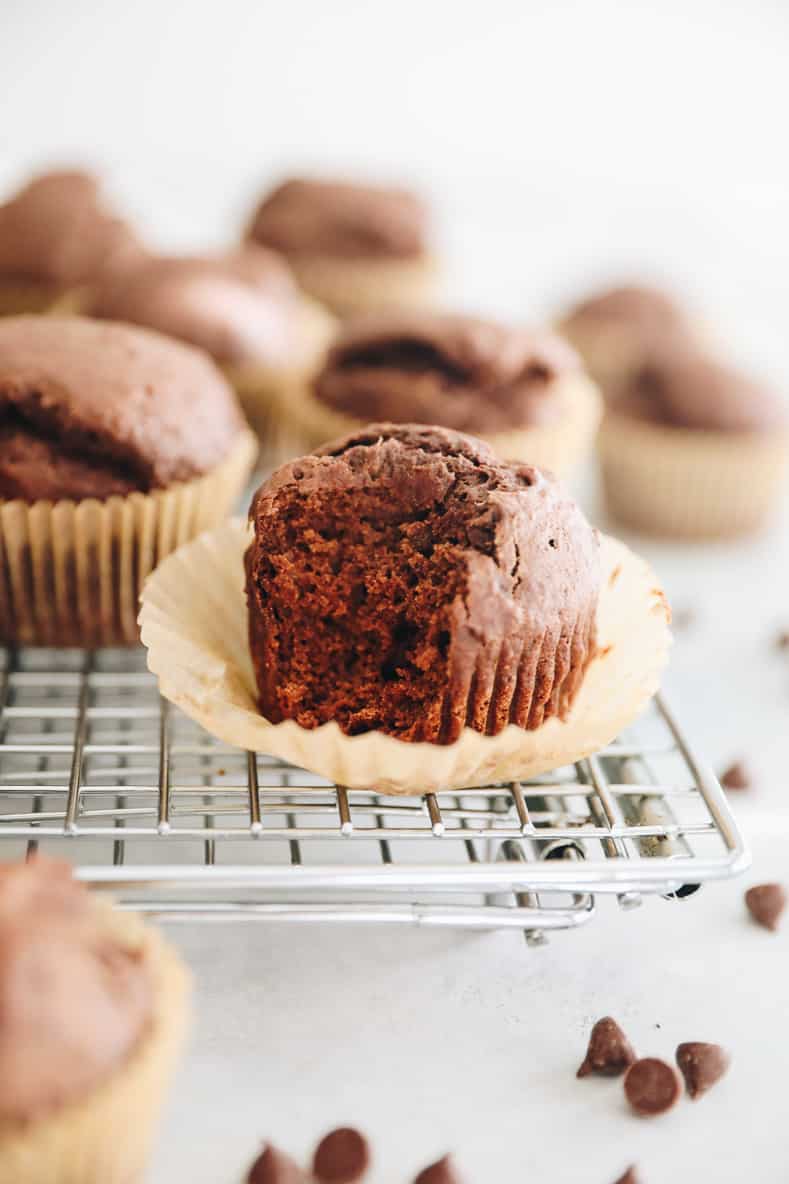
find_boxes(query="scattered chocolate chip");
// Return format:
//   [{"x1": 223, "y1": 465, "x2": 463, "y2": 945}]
[
  {"x1": 247, "y1": 1144, "x2": 307, "y2": 1184},
  {"x1": 312, "y1": 1128, "x2": 370, "y2": 1183},
  {"x1": 413, "y1": 1154, "x2": 465, "y2": 1184},
  {"x1": 719, "y1": 761, "x2": 751, "y2": 791},
  {"x1": 676, "y1": 1042, "x2": 730, "y2": 1099},
  {"x1": 612, "y1": 1167, "x2": 641, "y2": 1184},
  {"x1": 774, "y1": 630, "x2": 789, "y2": 650},
  {"x1": 623, "y1": 1058, "x2": 681, "y2": 1116},
  {"x1": 577, "y1": 1017, "x2": 637, "y2": 1078},
  {"x1": 745, "y1": 883, "x2": 787, "y2": 932}
]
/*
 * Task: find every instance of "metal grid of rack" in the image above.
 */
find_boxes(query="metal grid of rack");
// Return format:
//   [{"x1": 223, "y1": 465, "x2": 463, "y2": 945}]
[{"x1": 0, "y1": 646, "x2": 749, "y2": 939}]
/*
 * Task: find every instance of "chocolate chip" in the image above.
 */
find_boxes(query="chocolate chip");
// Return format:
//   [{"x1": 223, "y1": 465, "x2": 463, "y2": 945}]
[
  {"x1": 719, "y1": 761, "x2": 751, "y2": 791},
  {"x1": 247, "y1": 1144, "x2": 307, "y2": 1184},
  {"x1": 745, "y1": 883, "x2": 786, "y2": 931},
  {"x1": 676, "y1": 1042, "x2": 730, "y2": 1099},
  {"x1": 623, "y1": 1058, "x2": 681, "y2": 1116},
  {"x1": 577, "y1": 1017, "x2": 637, "y2": 1078},
  {"x1": 413, "y1": 1154, "x2": 465, "y2": 1183},
  {"x1": 612, "y1": 1167, "x2": 641, "y2": 1184},
  {"x1": 312, "y1": 1128, "x2": 370, "y2": 1183}
]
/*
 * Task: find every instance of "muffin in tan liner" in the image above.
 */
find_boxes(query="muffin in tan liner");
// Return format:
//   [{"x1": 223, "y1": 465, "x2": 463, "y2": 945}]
[
  {"x1": 245, "y1": 177, "x2": 440, "y2": 318},
  {"x1": 0, "y1": 865, "x2": 191, "y2": 1184},
  {"x1": 598, "y1": 354, "x2": 789, "y2": 539},
  {"x1": 266, "y1": 312, "x2": 602, "y2": 474},
  {"x1": 286, "y1": 252, "x2": 439, "y2": 318},
  {"x1": 0, "y1": 316, "x2": 257, "y2": 646},
  {"x1": 0, "y1": 169, "x2": 144, "y2": 317},
  {"x1": 139, "y1": 519, "x2": 670, "y2": 795},
  {"x1": 0, "y1": 430, "x2": 256, "y2": 646},
  {"x1": 599, "y1": 412, "x2": 789, "y2": 539},
  {"x1": 84, "y1": 247, "x2": 337, "y2": 457}
]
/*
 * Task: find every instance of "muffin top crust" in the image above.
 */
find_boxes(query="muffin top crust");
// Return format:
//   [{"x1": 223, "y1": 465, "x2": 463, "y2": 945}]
[
  {"x1": 0, "y1": 170, "x2": 143, "y2": 286},
  {"x1": 246, "y1": 424, "x2": 600, "y2": 743},
  {"x1": 0, "y1": 316, "x2": 246, "y2": 502},
  {"x1": 619, "y1": 352, "x2": 789, "y2": 433},
  {"x1": 312, "y1": 313, "x2": 581, "y2": 434},
  {"x1": 0, "y1": 857, "x2": 152, "y2": 1122},
  {"x1": 561, "y1": 284, "x2": 690, "y2": 336},
  {"x1": 87, "y1": 247, "x2": 304, "y2": 366},
  {"x1": 246, "y1": 177, "x2": 429, "y2": 260}
]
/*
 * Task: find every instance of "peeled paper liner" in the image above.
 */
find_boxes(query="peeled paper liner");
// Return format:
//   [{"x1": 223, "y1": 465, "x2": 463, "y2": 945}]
[
  {"x1": 0, "y1": 429, "x2": 257, "y2": 647},
  {"x1": 0, "y1": 902, "x2": 190, "y2": 1184},
  {"x1": 599, "y1": 412, "x2": 789, "y2": 539},
  {"x1": 268, "y1": 372, "x2": 603, "y2": 476},
  {"x1": 140, "y1": 520, "x2": 671, "y2": 795}
]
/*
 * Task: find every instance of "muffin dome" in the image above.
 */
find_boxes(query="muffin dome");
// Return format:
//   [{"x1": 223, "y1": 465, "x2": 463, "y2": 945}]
[
  {"x1": 86, "y1": 247, "x2": 303, "y2": 367},
  {"x1": 245, "y1": 424, "x2": 600, "y2": 744},
  {"x1": 312, "y1": 312, "x2": 580, "y2": 433},
  {"x1": 0, "y1": 170, "x2": 142, "y2": 288},
  {"x1": 246, "y1": 177, "x2": 429, "y2": 260},
  {"x1": 0, "y1": 316, "x2": 246, "y2": 502}
]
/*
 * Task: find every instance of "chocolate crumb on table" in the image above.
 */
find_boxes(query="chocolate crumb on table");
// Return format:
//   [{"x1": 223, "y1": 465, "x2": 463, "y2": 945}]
[
  {"x1": 774, "y1": 629, "x2": 789, "y2": 650},
  {"x1": 745, "y1": 883, "x2": 787, "y2": 931},
  {"x1": 312, "y1": 1127, "x2": 370, "y2": 1183},
  {"x1": 247, "y1": 1143, "x2": 308, "y2": 1184},
  {"x1": 675, "y1": 1042, "x2": 731, "y2": 1099},
  {"x1": 623, "y1": 1058, "x2": 682, "y2": 1116},
  {"x1": 412, "y1": 1153, "x2": 466, "y2": 1183},
  {"x1": 719, "y1": 760, "x2": 751, "y2": 791},
  {"x1": 612, "y1": 1167, "x2": 641, "y2": 1184},
  {"x1": 577, "y1": 1017, "x2": 637, "y2": 1077}
]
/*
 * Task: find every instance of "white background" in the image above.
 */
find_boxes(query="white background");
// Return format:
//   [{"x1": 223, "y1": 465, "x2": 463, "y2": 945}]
[{"x1": 2, "y1": 2, "x2": 789, "y2": 1181}]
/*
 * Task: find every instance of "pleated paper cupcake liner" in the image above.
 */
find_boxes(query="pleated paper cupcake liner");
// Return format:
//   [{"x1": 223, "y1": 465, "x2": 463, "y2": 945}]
[
  {"x1": 599, "y1": 413, "x2": 789, "y2": 539},
  {"x1": 0, "y1": 429, "x2": 257, "y2": 647},
  {"x1": 264, "y1": 373, "x2": 602, "y2": 475},
  {"x1": 0, "y1": 902, "x2": 191, "y2": 1184},
  {"x1": 139, "y1": 520, "x2": 671, "y2": 794},
  {"x1": 288, "y1": 253, "x2": 440, "y2": 318},
  {"x1": 223, "y1": 299, "x2": 336, "y2": 461}
]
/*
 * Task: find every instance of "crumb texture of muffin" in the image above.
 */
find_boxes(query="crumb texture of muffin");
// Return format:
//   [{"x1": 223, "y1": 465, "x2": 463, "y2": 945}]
[
  {"x1": 0, "y1": 315, "x2": 246, "y2": 502},
  {"x1": 86, "y1": 247, "x2": 304, "y2": 368},
  {"x1": 312, "y1": 312, "x2": 579, "y2": 433},
  {"x1": 246, "y1": 424, "x2": 600, "y2": 744},
  {"x1": 0, "y1": 170, "x2": 142, "y2": 290},
  {"x1": 247, "y1": 177, "x2": 429, "y2": 260}
]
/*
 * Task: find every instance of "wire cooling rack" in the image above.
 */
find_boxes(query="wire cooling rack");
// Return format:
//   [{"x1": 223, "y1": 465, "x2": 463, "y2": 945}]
[{"x1": 0, "y1": 646, "x2": 749, "y2": 940}]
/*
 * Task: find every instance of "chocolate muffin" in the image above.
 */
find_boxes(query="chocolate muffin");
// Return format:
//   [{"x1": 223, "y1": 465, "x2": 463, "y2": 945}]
[
  {"x1": 274, "y1": 312, "x2": 602, "y2": 474},
  {"x1": 558, "y1": 283, "x2": 700, "y2": 394},
  {"x1": 0, "y1": 316, "x2": 255, "y2": 644},
  {"x1": 245, "y1": 424, "x2": 600, "y2": 744},
  {"x1": 0, "y1": 170, "x2": 143, "y2": 316},
  {"x1": 0, "y1": 857, "x2": 190, "y2": 1184},
  {"x1": 85, "y1": 247, "x2": 335, "y2": 444},
  {"x1": 245, "y1": 177, "x2": 438, "y2": 316},
  {"x1": 598, "y1": 350, "x2": 789, "y2": 537}
]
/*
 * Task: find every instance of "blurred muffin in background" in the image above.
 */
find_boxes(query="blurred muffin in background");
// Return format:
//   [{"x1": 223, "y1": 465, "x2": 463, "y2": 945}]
[
  {"x1": 0, "y1": 857, "x2": 190, "y2": 1184},
  {"x1": 0, "y1": 316, "x2": 255, "y2": 646},
  {"x1": 85, "y1": 246, "x2": 335, "y2": 444},
  {"x1": 599, "y1": 350, "x2": 789, "y2": 538},
  {"x1": 558, "y1": 283, "x2": 702, "y2": 393},
  {"x1": 270, "y1": 311, "x2": 602, "y2": 475},
  {"x1": 0, "y1": 169, "x2": 143, "y2": 315},
  {"x1": 245, "y1": 177, "x2": 439, "y2": 317}
]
